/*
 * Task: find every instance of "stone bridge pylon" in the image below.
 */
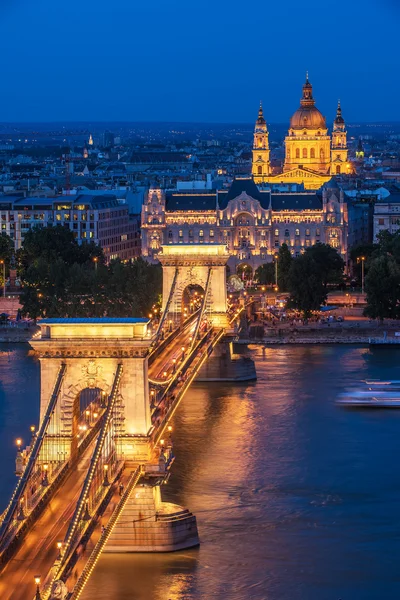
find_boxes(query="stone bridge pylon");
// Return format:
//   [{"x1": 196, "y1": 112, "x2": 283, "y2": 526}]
[{"x1": 158, "y1": 244, "x2": 230, "y2": 328}]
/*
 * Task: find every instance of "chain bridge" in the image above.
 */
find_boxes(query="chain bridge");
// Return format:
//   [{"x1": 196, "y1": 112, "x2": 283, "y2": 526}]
[{"x1": 0, "y1": 244, "x2": 256, "y2": 600}]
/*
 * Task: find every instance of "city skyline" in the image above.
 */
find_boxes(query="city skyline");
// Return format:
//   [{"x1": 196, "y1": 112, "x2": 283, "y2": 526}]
[{"x1": 0, "y1": 0, "x2": 399, "y2": 123}]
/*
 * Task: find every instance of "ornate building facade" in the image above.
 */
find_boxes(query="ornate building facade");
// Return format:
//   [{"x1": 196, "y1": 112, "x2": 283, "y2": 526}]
[
  {"x1": 141, "y1": 177, "x2": 349, "y2": 275},
  {"x1": 252, "y1": 76, "x2": 352, "y2": 190}
]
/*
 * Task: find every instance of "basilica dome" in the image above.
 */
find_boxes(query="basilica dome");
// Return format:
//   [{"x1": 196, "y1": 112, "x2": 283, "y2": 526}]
[
  {"x1": 289, "y1": 76, "x2": 326, "y2": 131},
  {"x1": 290, "y1": 106, "x2": 326, "y2": 129}
]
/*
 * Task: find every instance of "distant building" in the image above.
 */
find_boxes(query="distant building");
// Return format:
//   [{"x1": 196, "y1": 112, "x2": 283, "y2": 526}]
[
  {"x1": 373, "y1": 192, "x2": 400, "y2": 241},
  {"x1": 102, "y1": 131, "x2": 115, "y2": 148},
  {"x1": 252, "y1": 76, "x2": 353, "y2": 190},
  {"x1": 0, "y1": 194, "x2": 140, "y2": 262},
  {"x1": 141, "y1": 177, "x2": 349, "y2": 274}
]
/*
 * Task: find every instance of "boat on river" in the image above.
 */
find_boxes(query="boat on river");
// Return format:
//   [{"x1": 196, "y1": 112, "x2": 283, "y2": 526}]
[{"x1": 337, "y1": 384, "x2": 400, "y2": 407}]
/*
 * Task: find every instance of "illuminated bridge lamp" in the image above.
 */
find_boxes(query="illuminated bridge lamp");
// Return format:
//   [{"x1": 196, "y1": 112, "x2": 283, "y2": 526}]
[
  {"x1": 34, "y1": 575, "x2": 41, "y2": 600},
  {"x1": 93, "y1": 412, "x2": 98, "y2": 419},
  {"x1": 172, "y1": 358, "x2": 176, "y2": 373},
  {"x1": 103, "y1": 464, "x2": 110, "y2": 487},
  {"x1": 16, "y1": 438, "x2": 22, "y2": 451},
  {"x1": 57, "y1": 541, "x2": 62, "y2": 560},
  {"x1": 181, "y1": 346, "x2": 185, "y2": 360},
  {"x1": 42, "y1": 464, "x2": 49, "y2": 487},
  {"x1": 169, "y1": 319, "x2": 173, "y2": 332},
  {"x1": 160, "y1": 439, "x2": 165, "y2": 451},
  {"x1": 85, "y1": 409, "x2": 90, "y2": 421},
  {"x1": 30, "y1": 425, "x2": 36, "y2": 438},
  {"x1": 149, "y1": 313, "x2": 152, "y2": 319},
  {"x1": 163, "y1": 371, "x2": 168, "y2": 379}
]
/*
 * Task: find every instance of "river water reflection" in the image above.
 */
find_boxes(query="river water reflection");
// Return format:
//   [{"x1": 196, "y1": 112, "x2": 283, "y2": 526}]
[{"x1": 1, "y1": 344, "x2": 400, "y2": 599}]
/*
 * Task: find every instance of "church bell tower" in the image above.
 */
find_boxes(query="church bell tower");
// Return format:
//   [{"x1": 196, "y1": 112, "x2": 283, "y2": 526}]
[
  {"x1": 252, "y1": 102, "x2": 270, "y2": 182},
  {"x1": 330, "y1": 101, "x2": 349, "y2": 174}
]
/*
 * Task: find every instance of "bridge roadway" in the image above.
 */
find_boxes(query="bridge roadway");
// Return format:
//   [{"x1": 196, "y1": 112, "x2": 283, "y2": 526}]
[
  {"x1": 0, "y1": 319, "x2": 206, "y2": 598},
  {"x1": 0, "y1": 441, "x2": 97, "y2": 600},
  {"x1": 148, "y1": 318, "x2": 198, "y2": 381}
]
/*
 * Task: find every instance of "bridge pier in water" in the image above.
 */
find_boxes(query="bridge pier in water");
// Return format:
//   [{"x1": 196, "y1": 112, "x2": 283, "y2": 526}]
[{"x1": 196, "y1": 340, "x2": 257, "y2": 382}]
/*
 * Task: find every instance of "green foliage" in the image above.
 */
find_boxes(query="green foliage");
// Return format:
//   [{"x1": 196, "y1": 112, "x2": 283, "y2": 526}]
[
  {"x1": 287, "y1": 253, "x2": 326, "y2": 317},
  {"x1": 305, "y1": 243, "x2": 345, "y2": 290},
  {"x1": 18, "y1": 225, "x2": 161, "y2": 319},
  {"x1": 0, "y1": 233, "x2": 15, "y2": 266},
  {"x1": 254, "y1": 262, "x2": 275, "y2": 285},
  {"x1": 277, "y1": 243, "x2": 292, "y2": 291},
  {"x1": 364, "y1": 255, "x2": 400, "y2": 320}
]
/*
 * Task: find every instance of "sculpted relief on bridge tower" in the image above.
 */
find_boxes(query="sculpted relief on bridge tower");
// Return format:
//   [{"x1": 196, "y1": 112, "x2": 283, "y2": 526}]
[{"x1": 158, "y1": 244, "x2": 230, "y2": 328}]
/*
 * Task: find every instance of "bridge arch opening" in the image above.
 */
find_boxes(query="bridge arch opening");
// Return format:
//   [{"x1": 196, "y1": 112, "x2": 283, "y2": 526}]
[
  {"x1": 70, "y1": 386, "x2": 105, "y2": 457},
  {"x1": 182, "y1": 284, "x2": 204, "y2": 318}
]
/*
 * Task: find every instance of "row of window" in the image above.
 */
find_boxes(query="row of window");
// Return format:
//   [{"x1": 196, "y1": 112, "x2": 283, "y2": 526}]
[{"x1": 275, "y1": 228, "x2": 320, "y2": 237}]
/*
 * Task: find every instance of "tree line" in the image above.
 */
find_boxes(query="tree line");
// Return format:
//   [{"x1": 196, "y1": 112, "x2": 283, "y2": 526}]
[
  {"x1": 255, "y1": 242, "x2": 345, "y2": 317},
  {"x1": 0, "y1": 226, "x2": 161, "y2": 319}
]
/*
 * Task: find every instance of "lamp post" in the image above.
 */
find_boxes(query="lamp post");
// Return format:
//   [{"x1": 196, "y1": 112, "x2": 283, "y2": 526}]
[
  {"x1": 0, "y1": 259, "x2": 5, "y2": 297},
  {"x1": 42, "y1": 464, "x2": 49, "y2": 487},
  {"x1": 357, "y1": 256, "x2": 365, "y2": 294},
  {"x1": 172, "y1": 358, "x2": 176, "y2": 373},
  {"x1": 93, "y1": 256, "x2": 98, "y2": 272},
  {"x1": 181, "y1": 346, "x2": 185, "y2": 361},
  {"x1": 34, "y1": 575, "x2": 41, "y2": 600},
  {"x1": 103, "y1": 464, "x2": 110, "y2": 487},
  {"x1": 274, "y1": 253, "x2": 279, "y2": 289},
  {"x1": 57, "y1": 541, "x2": 62, "y2": 560}
]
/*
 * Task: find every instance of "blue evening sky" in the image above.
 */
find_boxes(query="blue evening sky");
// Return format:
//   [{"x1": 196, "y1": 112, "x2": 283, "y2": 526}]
[{"x1": 0, "y1": 0, "x2": 398, "y2": 123}]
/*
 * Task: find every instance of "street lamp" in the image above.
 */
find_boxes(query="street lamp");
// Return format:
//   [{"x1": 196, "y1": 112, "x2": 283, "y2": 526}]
[
  {"x1": 93, "y1": 256, "x2": 98, "y2": 271},
  {"x1": 34, "y1": 575, "x2": 41, "y2": 600},
  {"x1": 172, "y1": 358, "x2": 176, "y2": 373},
  {"x1": 103, "y1": 464, "x2": 110, "y2": 486},
  {"x1": 357, "y1": 256, "x2": 366, "y2": 294},
  {"x1": 0, "y1": 260, "x2": 5, "y2": 298},
  {"x1": 181, "y1": 346, "x2": 185, "y2": 361},
  {"x1": 57, "y1": 541, "x2": 62, "y2": 560},
  {"x1": 42, "y1": 464, "x2": 49, "y2": 487},
  {"x1": 274, "y1": 253, "x2": 279, "y2": 289}
]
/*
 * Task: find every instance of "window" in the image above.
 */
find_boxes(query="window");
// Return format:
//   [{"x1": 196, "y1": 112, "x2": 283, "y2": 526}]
[
  {"x1": 168, "y1": 230, "x2": 173, "y2": 239},
  {"x1": 310, "y1": 148, "x2": 315, "y2": 159},
  {"x1": 336, "y1": 165, "x2": 341, "y2": 174},
  {"x1": 274, "y1": 228, "x2": 279, "y2": 236},
  {"x1": 295, "y1": 228, "x2": 300, "y2": 236},
  {"x1": 305, "y1": 229, "x2": 310, "y2": 236},
  {"x1": 189, "y1": 229, "x2": 193, "y2": 238},
  {"x1": 378, "y1": 218, "x2": 384, "y2": 225},
  {"x1": 179, "y1": 230, "x2": 183, "y2": 237},
  {"x1": 285, "y1": 229, "x2": 290, "y2": 237},
  {"x1": 305, "y1": 239, "x2": 311, "y2": 247},
  {"x1": 258, "y1": 166, "x2": 262, "y2": 175},
  {"x1": 316, "y1": 228, "x2": 320, "y2": 236},
  {"x1": 210, "y1": 229, "x2": 214, "y2": 237},
  {"x1": 320, "y1": 148, "x2": 325, "y2": 160},
  {"x1": 199, "y1": 230, "x2": 204, "y2": 237},
  {"x1": 302, "y1": 148, "x2": 307, "y2": 158},
  {"x1": 296, "y1": 148, "x2": 300, "y2": 159}
]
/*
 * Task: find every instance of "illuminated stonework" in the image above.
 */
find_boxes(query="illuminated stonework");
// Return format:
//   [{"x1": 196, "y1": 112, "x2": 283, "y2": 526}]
[
  {"x1": 30, "y1": 318, "x2": 153, "y2": 460},
  {"x1": 158, "y1": 244, "x2": 230, "y2": 327},
  {"x1": 253, "y1": 76, "x2": 353, "y2": 189}
]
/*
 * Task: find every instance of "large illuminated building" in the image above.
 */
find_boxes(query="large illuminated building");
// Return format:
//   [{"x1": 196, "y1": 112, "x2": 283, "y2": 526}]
[
  {"x1": 252, "y1": 75, "x2": 352, "y2": 189},
  {"x1": 141, "y1": 177, "x2": 349, "y2": 276}
]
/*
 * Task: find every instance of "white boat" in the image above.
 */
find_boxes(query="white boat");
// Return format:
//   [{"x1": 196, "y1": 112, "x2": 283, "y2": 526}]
[{"x1": 337, "y1": 389, "x2": 400, "y2": 407}]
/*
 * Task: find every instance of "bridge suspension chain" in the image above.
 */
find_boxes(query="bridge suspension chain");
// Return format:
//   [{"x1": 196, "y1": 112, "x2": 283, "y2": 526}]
[
  {"x1": 52, "y1": 363, "x2": 124, "y2": 583},
  {"x1": 153, "y1": 267, "x2": 179, "y2": 344},
  {"x1": 0, "y1": 363, "x2": 67, "y2": 550},
  {"x1": 190, "y1": 267, "x2": 212, "y2": 351}
]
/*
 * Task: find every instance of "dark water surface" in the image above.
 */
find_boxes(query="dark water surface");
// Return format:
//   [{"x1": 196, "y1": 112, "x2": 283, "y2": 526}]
[{"x1": 1, "y1": 344, "x2": 400, "y2": 599}]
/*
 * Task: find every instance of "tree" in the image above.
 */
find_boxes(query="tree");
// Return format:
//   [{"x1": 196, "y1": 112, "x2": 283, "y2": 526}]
[
  {"x1": 305, "y1": 243, "x2": 344, "y2": 290},
  {"x1": 254, "y1": 263, "x2": 275, "y2": 285},
  {"x1": 277, "y1": 243, "x2": 292, "y2": 291},
  {"x1": 287, "y1": 253, "x2": 326, "y2": 317},
  {"x1": 364, "y1": 255, "x2": 400, "y2": 321}
]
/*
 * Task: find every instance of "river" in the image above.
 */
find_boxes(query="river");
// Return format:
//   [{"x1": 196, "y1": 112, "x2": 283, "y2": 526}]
[{"x1": 1, "y1": 344, "x2": 400, "y2": 599}]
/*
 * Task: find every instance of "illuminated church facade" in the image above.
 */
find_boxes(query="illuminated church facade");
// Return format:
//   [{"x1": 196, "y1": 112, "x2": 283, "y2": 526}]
[{"x1": 252, "y1": 76, "x2": 352, "y2": 190}]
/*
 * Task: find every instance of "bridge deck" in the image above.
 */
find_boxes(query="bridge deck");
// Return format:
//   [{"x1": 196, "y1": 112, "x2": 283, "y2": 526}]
[
  {"x1": 148, "y1": 318, "x2": 197, "y2": 380},
  {"x1": 0, "y1": 443, "x2": 96, "y2": 600}
]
